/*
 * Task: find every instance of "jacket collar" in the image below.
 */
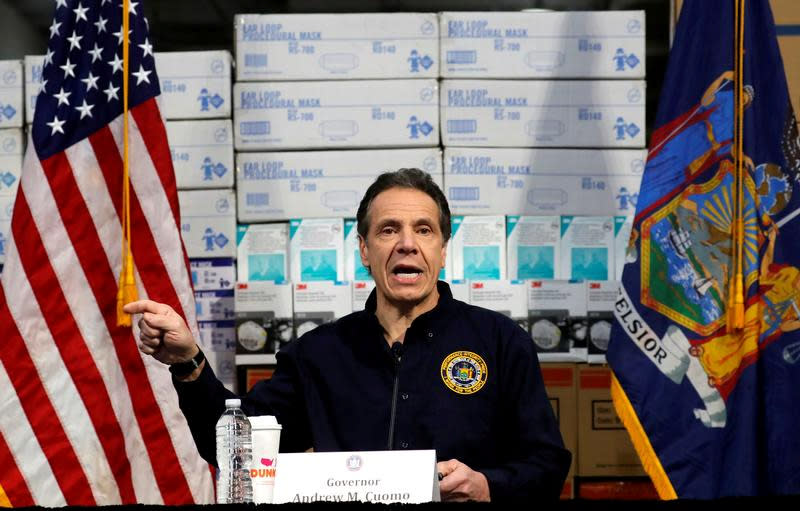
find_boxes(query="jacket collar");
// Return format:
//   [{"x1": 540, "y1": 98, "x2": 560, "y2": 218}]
[{"x1": 363, "y1": 280, "x2": 459, "y2": 335}]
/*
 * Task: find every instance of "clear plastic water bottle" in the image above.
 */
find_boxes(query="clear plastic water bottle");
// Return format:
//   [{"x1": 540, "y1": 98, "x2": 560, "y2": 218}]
[{"x1": 215, "y1": 398, "x2": 253, "y2": 504}]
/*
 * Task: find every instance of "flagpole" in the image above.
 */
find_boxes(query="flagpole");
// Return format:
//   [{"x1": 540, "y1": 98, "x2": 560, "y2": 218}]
[{"x1": 729, "y1": 0, "x2": 745, "y2": 331}]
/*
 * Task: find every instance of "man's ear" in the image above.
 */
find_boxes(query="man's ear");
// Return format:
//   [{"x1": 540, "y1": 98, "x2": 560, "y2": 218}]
[{"x1": 358, "y1": 234, "x2": 370, "y2": 271}]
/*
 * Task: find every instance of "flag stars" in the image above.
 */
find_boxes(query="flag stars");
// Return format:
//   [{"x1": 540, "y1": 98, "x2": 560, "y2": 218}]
[
  {"x1": 89, "y1": 43, "x2": 103, "y2": 63},
  {"x1": 49, "y1": 20, "x2": 62, "y2": 39},
  {"x1": 60, "y1": 58, "x2": 76, "y2": 78},
  {"x1": 73, "y1": 2, "x2": 90, "y2": 23},
  {"x1": 104, "y1": 83, "x2": 120, "y2": 102},
  {"x1": 138, "y1": 38, "x2": 153, "y2": 58},
  {"x1": 81, "y1": 72, "x2": 99, "y2": 91},
  {"x1": 54, "y1": 87, "x2": 71, "y2": 106},
  {"x1": 75, "y1": 99, "x2": 95, "y2": 119},
  {"x1": 54, "y1": 0, "x2": 67, "y2": 9},
  {"x1": 123, "y1": 1, "x2": 139, "y2": 16},
  {"x1": 44, "y1": 48, "x2": 55, "y2": 66},
  {"x1": 47, "y1": 116, "x2": 66, "y2": 135},
  {"x1": 108, "y1": 54, "x2": 124, "y2": 74},
  {"x1": 67, "y1": 30, "x2": 83, "y2": 51},
  {"x1": 94, "y1": 15, "x2": 108, "y2": 34},
  {"x1": 112, "y1": 29, "x2": 132, "y2": 46},
  {"x1": 132, "y1": 64, "x2": 151, "y2": 85}
]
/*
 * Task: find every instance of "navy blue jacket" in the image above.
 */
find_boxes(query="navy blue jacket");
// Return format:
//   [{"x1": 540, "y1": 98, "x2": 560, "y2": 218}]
[{"x1": 175, "y1": 282, "x2": 570, "y2": 501}]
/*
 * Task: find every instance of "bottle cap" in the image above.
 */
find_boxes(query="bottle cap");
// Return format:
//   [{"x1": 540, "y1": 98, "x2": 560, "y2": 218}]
[{"x1": 225, "y1": 398, "x2": 242, "y2": 408}]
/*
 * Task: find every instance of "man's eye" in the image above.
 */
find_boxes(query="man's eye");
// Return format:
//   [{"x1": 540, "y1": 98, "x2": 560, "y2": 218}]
[
  {"x1": 380, "y1": 227, "x2": 395, "y2": 235},
  {"x1": 418, "y1": 227, "x2": 431, "y2": 235}
]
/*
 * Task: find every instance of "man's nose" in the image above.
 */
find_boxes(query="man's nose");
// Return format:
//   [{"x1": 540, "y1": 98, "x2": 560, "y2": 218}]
[{"x1": 396, "y1": 227, "x2": 417, "y2": 253}]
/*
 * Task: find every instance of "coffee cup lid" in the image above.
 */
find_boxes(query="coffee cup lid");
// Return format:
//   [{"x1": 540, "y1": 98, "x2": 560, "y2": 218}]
[{"x1": 250, "y1": 415, "x2": 282, "y2": 430}]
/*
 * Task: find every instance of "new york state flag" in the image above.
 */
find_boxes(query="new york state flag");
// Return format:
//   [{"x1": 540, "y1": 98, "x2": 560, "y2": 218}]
[{"x1": 608, "y1": 0, "x2": 800, "y2": 498}]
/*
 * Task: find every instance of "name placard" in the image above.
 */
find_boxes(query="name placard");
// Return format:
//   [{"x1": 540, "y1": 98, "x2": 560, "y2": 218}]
[{"x1": 272, "y1": 450, "x2": 440, "y2": 504}]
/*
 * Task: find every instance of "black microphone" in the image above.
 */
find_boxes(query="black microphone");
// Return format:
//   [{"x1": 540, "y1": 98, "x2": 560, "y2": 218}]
[{"x1": 387, "y1": 341, "x2": 404, "y2": 449}]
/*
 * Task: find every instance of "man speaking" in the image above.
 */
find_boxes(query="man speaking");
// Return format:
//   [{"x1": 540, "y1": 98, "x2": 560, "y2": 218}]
[{"x1": 124, "y1": 168, "x2": 570, "y2": 501}]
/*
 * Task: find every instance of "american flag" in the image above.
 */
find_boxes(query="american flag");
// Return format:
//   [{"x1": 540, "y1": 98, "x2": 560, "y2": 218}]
[{"x1": 0, "y1": 0, "x2": 213, "y2": 505}]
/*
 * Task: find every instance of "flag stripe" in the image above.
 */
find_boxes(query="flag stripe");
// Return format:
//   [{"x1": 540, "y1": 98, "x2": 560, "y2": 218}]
[
  {"x1": 0, "y1": 367, "x2": 40, "y2": 508},
  {"x1": 10, "y1": 187, "x2": 127, "y2": 504},
  {"x1": 89, "y1": 116, "x2": 200, "y2": 504},
  {"x1": 0, "y1": 281, "x2": 95, "y2": 505}
]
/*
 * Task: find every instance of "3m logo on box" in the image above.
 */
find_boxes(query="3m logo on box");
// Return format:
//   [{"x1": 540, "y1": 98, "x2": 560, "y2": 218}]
[
  {"x1": 472, "y1": 283, "x2": 484, "y2": 289},
  {"x1": 531, "y1": 281, "x2": 543, "y2": 288},
  {"x1": 296, "y1": 284, "x2": 308, "y2": 290}
]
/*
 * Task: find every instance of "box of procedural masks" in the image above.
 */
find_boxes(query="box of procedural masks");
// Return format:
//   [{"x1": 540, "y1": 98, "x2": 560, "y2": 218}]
[
  {"x1": 450, "y1": 215, "x2": 506, "y2": 281},
  {"x1": 293, "y1": 281, "x2": 352, "y2": 338},
  {"x1": 234, "y1": 13, "x2": 439, "y2": 81},
  {"x1": 155, "y1": 51, "x2": 232, "y2": 119},
  {"x1": 0, "y1": 195, "x2": 14, "y2": 265},
  {"x1": 289, "y1": 218, "x2": 344, "y2": 283},
  {"x1": 24, "y1": 55, "x2": 43, "y2": 124},
  {"x1": 237, "y1": 223, "x2": 289, "y2": 283},
  {"x1": 191, "y1": 258, "x2": 235, "y2": 291},
  {"x1": 0, "y1": 129, "x2": 23, "y2": 200},
  {"x1": 166, "y1": 120, "x2": 234, "y2": 189},
  {"x1": 443, "y1": 148, "x2": 646, "y2": 217},
  {"x1": 236, "y1": 147, "x2": 442, "y2": 221},
  {"x1": 439, "y1": 11, "x2": 645, "y2": 79},
  {"x1": 440, "y1": 80, "x2": 646, "y2": 148},
  {"x1": 235, "y1": 281, "x2": 294, "y2": 355},
  {"x1": 234, "y1": 79, "x2": 439, "y2": 151},
  {"x1": 0, "y1": 60, "x2": 23, "y2": 128},
  {"x1": 178, "y1": 190, "x2": 236, "y2": 258}
]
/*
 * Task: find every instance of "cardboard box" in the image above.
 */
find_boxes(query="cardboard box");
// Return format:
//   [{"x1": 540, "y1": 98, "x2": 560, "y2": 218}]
[
  {"x1": 289, "y1": 218, "x2": 344, "y2": 283},
  {"x1": 235, "y1": 281, "x2": 294, "y2": 355},
  {"x1": 0, "y1": 129, "x2": 23, "y2": 199},
  {"x1": 352, "y1": 280, "x2": 376, "y2": 312},
  {"x1": 440, "y1": 80, "x2": 646, "y2": 148},
  {"x1": 577, "y1": 365, "x2": 645, "y2": 477},
  {"x1": 450, "y1": 215, "x2": 506, "y2": 280},
  {"x1": 293, "y1": 281, "x2": 352, "y2": 338},
  {"x1": 449, "y1": 279, "x2": 470, "y2": 303},
  {"x1": 198, "y1": 320, "x2": 236, "y2": 353},
  {"x1": 440, "y1": 11, "x2": 645, "y2": 79},
  {"x1": 235, "y1": 13, "x2": 439, "y2": 81},
  {"x1": 528, "y1": 280, "x2": 587, "y2": 363},
  {"x1": 166, "y1": 119, "x2": 234, "y2": 189},
  {"x1": 236, "y1": 148, "x2": 442, "y2": 222},
  {"x1": 444, "y1": 148, "x2": 645, "y2": 217},
  {"x1": 190, "y1": 258, "x2": 236, "y2": 291},
  {"x1": 178, "y1": 189, "x2": 236, "y2": 258},
  {"x1": 23, "y1": 55, "x2": 43, "y2": 124},
  {"x1": 239, "y1": 366, "x2": 276, "y2": 393},
  {"x1": 194, "y1": 289, "x2": 235, "y2": 322},
  {"x1": 0, "y1": 195, "x2": 13, "y2": 264},
  {"x1": 540, "y1": 363, "x2": 578, "y2": 499},
  {"x1": 559, "y1": 216, "x2": 615, "y2": 281},
  {"x1": 214, "y1": 349, "x2": 237, "y2": 392},
  {"x1": 0, "y1": 61, "x2": 23, "y2": 128},
  {"x1": 507, "y1": 216, "x2": 560, "y2": 280},
  {"x1": 154, "y1": 51, "x2": 232, "y2": 120},
  {"x1": 236, "y1": 223, "x2": 289, "y2": 283},
  {"x1": 468, "y1": 280, "x2": 527, "y2": 331},
  {"x1": 234, "y1": 79, "x2": 439, "y2": 151},
  {"x1": 586, "y1": 281, "x2": 618, "y2": 364}
]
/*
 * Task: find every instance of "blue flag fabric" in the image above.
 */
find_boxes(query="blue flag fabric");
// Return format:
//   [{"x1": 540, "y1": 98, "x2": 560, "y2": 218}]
[{"x1": 608, "y1": 0, "x2": 800, "y2": 498}]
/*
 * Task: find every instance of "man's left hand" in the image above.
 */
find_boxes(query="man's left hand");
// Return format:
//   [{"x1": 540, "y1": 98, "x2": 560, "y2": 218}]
[{"x1": 437, "y1": 459, "x2": 490, "y2": 502}]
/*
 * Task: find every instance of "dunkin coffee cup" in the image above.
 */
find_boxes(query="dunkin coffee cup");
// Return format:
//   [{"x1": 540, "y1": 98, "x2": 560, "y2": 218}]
[{"x1": 249, "y1": 415, "x2": 282, "y2": 504}]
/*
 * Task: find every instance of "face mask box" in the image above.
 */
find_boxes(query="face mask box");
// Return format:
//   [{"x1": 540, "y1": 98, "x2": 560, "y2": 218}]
[
  {"x1": 450, "y1": 215, "x2": 506, "y2": 280},
  {"x1": 191, "y1": 258, "x2": 236, "y2": 291},
  {"x1": 195, "y1": 289, "x2": 235, "y2": 322},
  {"x1": 0, "y1": 195, "x2": 13, "y2": 264},
  {"x1": 559, "y1": 216, "x2": 615, "y2": 281},
  {"x1": 178, "y1": 189, "x2": 236, "y2": 258},
  {"x1": 344, "y1": 219, "x2": 371, "y2": 282},
  {"x1": 235, "y1": 281, "x2": 294, "y2": 355},
  {"x1": 449, "y1": 279, "x2": 470, "y2": 303},
  {"x1": 439, "y1": 11, "x2": 645, "y2": 79},
  {"x1": 586, "y1": 280, "x2": 618, "y2": 364},
  {"x1": 234, "y1": 79, "x2": 439, "y2": 151},
  {"x1": 443, "y1": 147, "x2": 646, "y2": 216},
  {"x1": 352, "y1": 280, "x2": 376, "y2": 312},
  {"x1": 528, "y1": 280, "x2": 588, "y2": 362},
  {"x1": 469, "y1": 280, "x2": 528, "y2": 331},
  {"x1": 440, "y1": 80, "x2": 646, "y2": 148},
  {"x1": 198, "y1": 320, "x2": 236, "y2": 353},
  {"x1": 166, "y1": 120, "x2": 234, "y2": 189},
  {"x1": 24, "y1": 55, "x2": 44, "y2": 124},
  {"x1": 236, "y1": 148, "x2": 442, "y2": 222},
  {"x1": 0, "y1": 128, "x2": 23, "y2": 199},
  {"x1": 0, "y1": 61, "x2": 23, "y2": 128},
  {"x1": 615, "y1": 216, "x2": 634, "y2": 280},
  {"x1": 213, "y1": 350, "x2": 237, "y2": 392},
  {"x1": 235, "y1": 13, "x2": 439, "y2": 81},
  {"x1": 154, "y1": 51, "x2": 232, "y2": 120},
  {"x1": 237, "y1": 223, "x2": 289, "y2": 283},
  {"x1": 289, "y1": 218, "x2": 344, "y2": 283},
  {"x1": 293, "y1": 281, "x2": 352, "y2": 338},
  {"x1": 507, "y1": 216, "x2": 560, "y2": 280}
]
